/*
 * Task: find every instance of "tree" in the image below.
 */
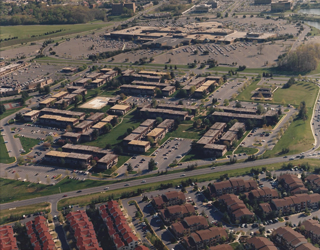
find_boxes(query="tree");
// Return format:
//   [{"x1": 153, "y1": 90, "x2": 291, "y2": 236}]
[
  {"x1": 156, "y1": 117, "x2": 163, "y2": 125},
  {"x1": 148, "y1": 158, "x2": 156, "y2": 171},
  {"x1": 75, "y1": 95, "x2": 82, "y2": 105},
  {"x1": 44, "y1": 85, "x2": 50, "y2": 94},
  {"x1": 127, "y1": 163, "x2": 133, "y2": 172},
  {"x1": 257, "y1": 104, "x2": 264, "y2": 115},
  {"x1": 298, "y1": 101, "x2": 308, "y2": 121},
  {"x1": 0, "y1": 104, "x2": 6, "y2": 115},
  {"x1": 235, "y1": 101, "x2": 242, "y2": 108},
  {"x1": 223, "y1": 99, "x2": 229, "y2": 106},
  {"x1": 46, "y1": 135, "x2": 54, "y2": 143},
  {"x1": 120, "y1": 93, "x2": 126, "y2": 100},
  {"x1": 17, "y1": 156, "x2": 25, "y2": 165}
]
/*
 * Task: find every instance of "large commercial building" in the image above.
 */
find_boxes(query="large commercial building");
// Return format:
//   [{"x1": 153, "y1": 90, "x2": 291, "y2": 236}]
[
  {"x1": 271, "y1": 0, "x2": 293, "y2": 11},
  {"x1": 44, "y1": 151, "x2": 92, "y2": 168}
]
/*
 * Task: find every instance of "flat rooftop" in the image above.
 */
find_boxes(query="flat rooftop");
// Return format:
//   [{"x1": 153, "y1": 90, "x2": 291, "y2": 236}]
[
  {"x1": 128, "y1": 140, "x2": 150, "y2": 146},
  {"x1": 147, "y1": 128, "x2": 165, "y2": 137},
  {"x1": 110, "y1": 104, "x2": 131, "y2": 111},
  {"x1": 79, "y1": 97, "x2": 110, "y2": 110}
]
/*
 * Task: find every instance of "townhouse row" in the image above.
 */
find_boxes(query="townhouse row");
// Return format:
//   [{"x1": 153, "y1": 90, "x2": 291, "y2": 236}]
[
  {"x1": 66, "y1": 210, "x2": 102, "y2": 250},
  {"x1": 26, "y1": 216, "x2": 56, "y2": 250},
  {"x1": 74, "y1": 68, "x2": 118, "y2": 89},
  {"x1": 0, "y1": 225, "x2": 18, "y2": 250},
  {"x1": 98, "y1": 200, "x2": 141, "y2": 250}
]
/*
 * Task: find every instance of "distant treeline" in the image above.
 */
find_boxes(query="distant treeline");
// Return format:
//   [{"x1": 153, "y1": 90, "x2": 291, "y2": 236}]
[
  {"x1": 0, "y1": 36, "x2": 18, "y2": 43},
  {"x1": 0, "y1": 3, "x2": 105, "y2": 25},
  {"x1": 31, "y1": 29, "x2": 64, "y2": 38}
]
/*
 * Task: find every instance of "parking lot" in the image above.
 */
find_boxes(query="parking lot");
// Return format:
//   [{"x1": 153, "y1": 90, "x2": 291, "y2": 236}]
[{"x1": 117, "y1": 138, "x2": 193, "y2": 177}]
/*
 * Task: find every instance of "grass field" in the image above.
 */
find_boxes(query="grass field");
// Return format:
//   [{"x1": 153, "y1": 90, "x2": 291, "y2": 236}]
[
  {"x1": 264, "y1": 109, "x2": 314, "y2": 157},
  {"x1": 234, "y1": 147, "x2": 259, "y2": 155},
  {"x1": 0, "y1": 202, "x2": 50, "y2": 224},
  {"x1": 236, "y1": 78, "x2": 261, "y2": 102},
  {"x1": 18, "y1": 136, "x2": 40, "y2": 155},
  {"x1": 83, "y1": 113, "x2": 142, "y2": 148},
  {"x1": 57, "y1": 158, "x2": 320, "y2": 209},
  {"x1": 273, "y1": 82, "x2": 318, "y2": 108},
  {"x1": 0, "y1": 135, "x2": 15, "y2": 164},
  {"x1": 0, "y1": 22, "x2": 108, "y2": 47},
  {"x1": 0, "y1": 107, "x2": 24, "y2": 120}
]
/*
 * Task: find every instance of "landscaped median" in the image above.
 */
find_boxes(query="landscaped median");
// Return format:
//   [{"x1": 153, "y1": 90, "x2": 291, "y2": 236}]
[{"x1": 0, "y1": 202, "x2": 51, "y2": 225}]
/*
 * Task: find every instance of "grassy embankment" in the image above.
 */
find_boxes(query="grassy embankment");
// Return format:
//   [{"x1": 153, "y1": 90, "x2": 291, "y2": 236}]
[{"x1": 0, "y1": 22, "x2": 108, "y2": 47}]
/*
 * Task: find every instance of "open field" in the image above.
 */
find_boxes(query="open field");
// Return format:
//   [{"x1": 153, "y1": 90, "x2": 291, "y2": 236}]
[
  {"x1": 0, "y1": 22, "x2": 108, "y2": 47},
  {"x1": 83, "y1": 112, "x2": 142, "y2": 148},
  {"x1": 273, "y1": 82, "x2": 318, "y2": 108},
  {"x1": 57, "y1": 158, "x2": 320, "y2": 209},
  {"x1": 265, "y1": 109, "x2": 314, "y2": 157},
  {"x1": 0, "y1": 202, "x2": 50, "y2": 225},
  {"x1": 0, "y1": 135, "x2": 15, "y2": 164}
]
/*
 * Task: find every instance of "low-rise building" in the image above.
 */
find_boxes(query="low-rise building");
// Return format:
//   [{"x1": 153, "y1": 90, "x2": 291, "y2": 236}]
[
  {"x1": 272, "y1": 227, "x2": 316, "y2": 250},
  {"x1": 305, "y1": 174, "x2": 320, "y2": 193},
  {"x1": 92, "y1": 122, "x2": 108, "y2": 135},
  {"x1": 300, "y1": 219, "x2": 320, "y2": 244},
  {"x1": 23, "y1": 110, "x2": 40, "y2": 122},
  {"x1": 271, "y1": 0, "x2": 293, "y2": 12},
  {"x1": 157, "y1": 104, "x2": 198, "y2": 115},
  {"x1": 90, "y1": 78, "x2": 106, "y2": 88},
  {"x1": 210, "y1": 179, "x2": 258, "y2": 196},
  {"x1": 182, "y1": 227, "x2": 228, "y2": 250},
  {"x1": 246, "y1": 237, "x2": 277, "y2": 250},
  {"x1": 147, "y1": 128, "x2": 166, "y2": 142},
  {"x1": 96, "y1": 154, "x2": 118, "y2": 169},
  {"x1": 86, "y1": 112, "x2": 105, "y2": 123},
  {"x1": 171, "y1": 215, "x2": 209, "y2": 238},
  {"x1": 157, "y1": 119, "x2": 175, "y2": 133},
  {"x1": 140, "y1": 119, "x2": 156, "y2": 131},
  {"x1": 259, "y1": 203, "x2": 273, "y2": 217},
  {"x1": 120, "y1": 84, "x2": 156, "y2": 96},
  {"x1": 203, "y1": 144, "x2": 227, "y2": 157},
  {"x1": 62, "y1": 143, "x2": 111, "y2": 158},
  {"x1": 278, "y1": 174, "x2": 308, "y2": 195},
  {"x1": 152, "y1": 191, "x2": 186, "y2": 209},
  {"x1": 248, "y1": 187, "x2": 279, "y2": 202},
  {"x1": 220, "y1": 131, "x2": 238, "y2": 145},
  {"x1": 109, "y1": 104, "x2": 131, "y2": 115},
  {"x1": 74, "y1": 120, "x2": 94, "y2": 133},
  {"x1": 52, "y1": 91, "x2": 68, "y2": 100},
  {"x1": 140, "y1": 107, "x2": 188, "y2": 121},
  {"x1": 39, "y1": 115, "x2": 79, "y2": 128},
  {"x1": 85, "y1": 72, "x2": 104, "y2": 80},
  {"x1": 162, "y1": 86, "x2": 176, "y2": 96},
  {"x1": 44, "y1": 151, "x2": 92, "y2": 167},
  {"x1": 159, "y1": 204, "x2": 196, "y2": 224},
  {"x1": 127, "y1": 140, "x2": 151, "y2": 152},
  {"x1": 61, "y1": 132, "x2": 82, "y2": 143},
  {"x1": 40, "y1": 108, "x2": 85, "y2": 120},
  {"x1": 74, "y1": 78, "x2": 90, "y2": 87},
  {"x1": 39, "y1": 97, "x2": 56, "y2": 108}
]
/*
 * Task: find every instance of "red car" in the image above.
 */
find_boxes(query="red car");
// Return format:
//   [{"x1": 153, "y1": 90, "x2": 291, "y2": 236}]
[
  {"x1": 63, "y1": 194, "x2": 68, "y2": 197},
  {"x1": 12, "y1": 170, "x2": 16, "y2": 173}
]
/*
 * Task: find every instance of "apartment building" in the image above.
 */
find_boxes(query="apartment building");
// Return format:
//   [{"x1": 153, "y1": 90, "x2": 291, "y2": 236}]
[
  {"x1": 248, "y1": 187, "x2": 279, "y2": 202},
  {"x1": 40, "y1": 108, "x2": 85, "y2": 120},
  {"x1": 152, "y1": 191, "x2": 186, "y2": 209},
  {"x1": 171, "y1": 215, "x2": 209, "y2": 238},
  {"x1": 259, "y1": 203, "x2": 273, "y2": 217},
  {"x1": 305, "y1": 175, "x2": 320, "y2": 192},
  {"x1": 61, "y1": 132, "x2": 82, "y2": 143},
  {"x1": 159, "y1": 204, "x2": 196, "y2": 224},
  {"x1": 39, "y1": 98, "x2": 56, "y2": 108},
  {"x1": 210, "y1": 179, "x2": 258, "y2": 196},
  {"x1": 147, "y1": 128, "x2": 166, "y2": 142},
  {"x1": 74, "y1": 120, "x2": 94, "y2": 133},
  {"x1": 39, "y1": 115, "x2": 79, "y2": 128},
  {"x1": 157, "y1": 119, "x2": 175, "y2": 133},
  {"x1": 271, "y1": 194, "x2": 320, "y2": 215},
  {"x1": 278, "y1": 174, "x2": 308, "y2": 195},
  {"x1": 96, "y1": 154, "x2": 119, "y2": 170},
  {"x1": 246, "y1": 237, "x2": 277, "y2": 250},
  {"x1": 127, "y1": 140, "x2": 151, "y2": 152},
  {"x1": 272, "y1": 227, "x2": 316, "y2": 250},
  {"x1": 219, "y1": 194, "x2": 255, "y2": 222},
  {"x1": 44, "y1": 151, "x2": 92, "y2": 168},
  {"x1": 182, "y1": 227, "x2": 228, "y2": 250},
  {"x1": 157, "y1": 104, "x2": 199, "y2": 115},
  {"x1": 300, "y1": 220, "x2": 320, "y2": 244}
]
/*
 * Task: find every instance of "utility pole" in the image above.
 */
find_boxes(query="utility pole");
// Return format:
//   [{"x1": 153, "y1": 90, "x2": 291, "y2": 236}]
[{"x1": 59, "y1": 187, "x2": 61, "y2": 193}]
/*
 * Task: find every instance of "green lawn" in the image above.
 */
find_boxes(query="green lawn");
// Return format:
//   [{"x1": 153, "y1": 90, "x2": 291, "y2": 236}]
[
  {"x1": 0, "y1": 202, "x2": 50, "y2": 225},
  {"x1": 83, "y1": 113, "x2": 142, "y2": 148},
  {"x1": 0, "y1": 107, "x2": 24, "y2": 120},
  {"x1": 264, "y1": 108, "x2": 314, "y2": 157},
  {"x1": 18, "y1": 136, "x2": 40, "y2": 155},
  {"x1": 234, "y1": 146, "x2": 258, "y2": 155},
  {"x1": 0, "y1": 135, "x2": 15, "y2": 164},
  {"x1": 236, "y1": 78, "x2": 261, "y2": 102},
  {"x1": 0, "y1": 22, "x2": 108, "y2": 47},
  {"x1": 273, "y1": 81, "x2": 318, "y2": 108}
]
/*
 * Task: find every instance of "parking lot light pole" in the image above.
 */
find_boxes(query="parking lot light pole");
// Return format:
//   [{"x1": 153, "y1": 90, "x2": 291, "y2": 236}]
[{"x1": 59, "y1": 187, "x2": 61, "y2": 193}]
